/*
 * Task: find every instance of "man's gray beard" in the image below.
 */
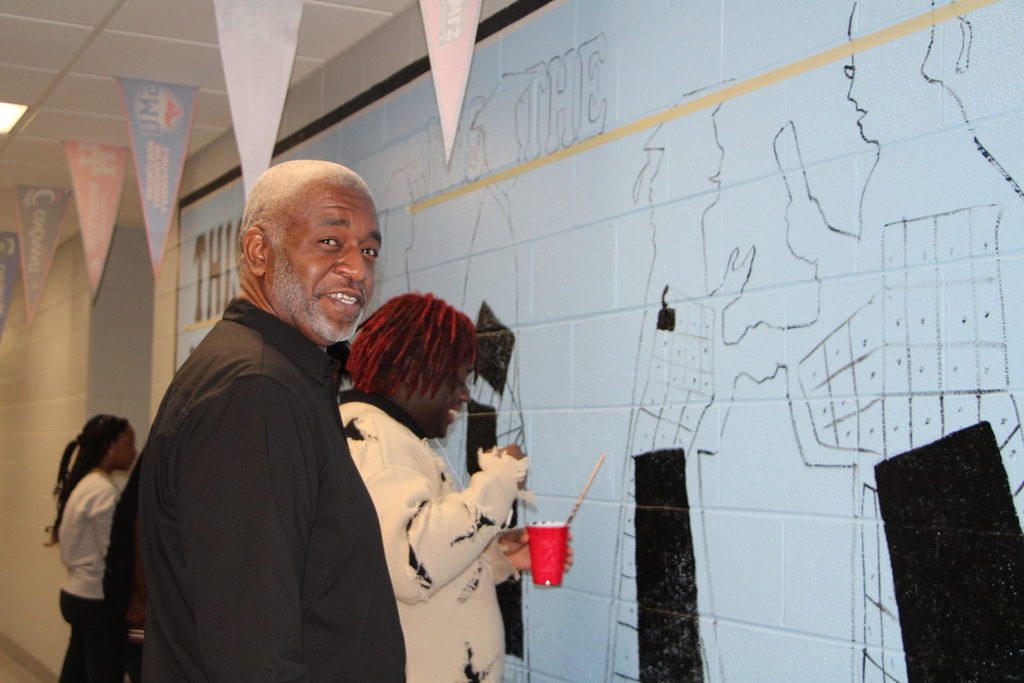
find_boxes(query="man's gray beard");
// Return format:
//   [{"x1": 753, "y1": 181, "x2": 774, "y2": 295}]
[{"x1": 272, "y1": 250, "x2": 364, "y2": 343}]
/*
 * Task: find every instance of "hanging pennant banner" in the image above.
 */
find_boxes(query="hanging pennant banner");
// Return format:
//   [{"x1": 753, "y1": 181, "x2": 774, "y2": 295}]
[
  {"x1": 419, "y1": 0, "x2": 482, "y2": 163},
  {"x1": 118, "y1": 77, "x2": 197, "y2": 277},
  {"x1": 213, "y1": 0, "x2": 304, "y2": 198},
  {"x1": 0, "y1": 232, "x2": 19, "y2": 343},
  {"x1": 64, "y1": 141, "x2": 128, "y2": 297},
  {"x1": 15, "y1": 186, "x2": 71, "y2": 325}
]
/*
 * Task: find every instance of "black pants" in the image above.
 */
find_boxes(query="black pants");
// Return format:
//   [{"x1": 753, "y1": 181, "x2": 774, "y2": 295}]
[
  {"x1": 123, "y1": 641, "x2": 142, "y2": 683},
  {"x1": 58, "y1": 590, "x2": 110, "y2": 683}
]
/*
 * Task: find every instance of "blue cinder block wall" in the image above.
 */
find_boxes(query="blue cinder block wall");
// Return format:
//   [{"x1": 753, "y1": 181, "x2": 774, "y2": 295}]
[{"x1": 180, "y1": 0, "x2": 1024, "y2": 680}]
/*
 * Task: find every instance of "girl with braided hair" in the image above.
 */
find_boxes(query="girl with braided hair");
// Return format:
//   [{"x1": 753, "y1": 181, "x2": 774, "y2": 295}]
[{"x1": 47, "y1": 414, "x2": 137, "y2": 683}]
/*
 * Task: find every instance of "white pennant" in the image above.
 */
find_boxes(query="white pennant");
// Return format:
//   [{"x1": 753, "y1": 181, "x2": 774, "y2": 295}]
[
  {"x1": 419, "y1": 0, "x2": 482, "y2": 164},
  {"x1": 213, "y1": 0, "x2": 304, "y2": 198}
]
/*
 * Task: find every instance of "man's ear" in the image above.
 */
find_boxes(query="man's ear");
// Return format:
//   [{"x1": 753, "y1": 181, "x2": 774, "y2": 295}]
[{"x1": 241, "y1": 227, "x2": 271, "y2": 277}]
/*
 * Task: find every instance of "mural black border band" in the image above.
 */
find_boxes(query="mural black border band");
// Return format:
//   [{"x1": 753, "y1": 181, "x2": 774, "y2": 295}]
[{"x1": 179, "y1": 0, "x2": 557, "y2": 210}]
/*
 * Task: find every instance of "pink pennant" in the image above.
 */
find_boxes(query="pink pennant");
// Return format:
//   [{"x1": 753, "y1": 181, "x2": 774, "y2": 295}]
[
  {"x1": 419, "y1": 0, "x2": 482, "y2": 163},
  {"x1": 64, "y1": 141, "x2": 127, "y2": 297}
]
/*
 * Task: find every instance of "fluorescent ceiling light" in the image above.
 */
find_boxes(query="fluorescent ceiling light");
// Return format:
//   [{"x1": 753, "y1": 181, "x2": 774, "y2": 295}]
[{"x1": 0, "y1": 102, "x2": 28, "y2": 133}]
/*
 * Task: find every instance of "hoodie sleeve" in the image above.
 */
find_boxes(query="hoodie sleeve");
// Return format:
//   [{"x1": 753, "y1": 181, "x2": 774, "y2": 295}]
[{"x1": 346, "y1": 407, "x2": 525, "y2": 604}]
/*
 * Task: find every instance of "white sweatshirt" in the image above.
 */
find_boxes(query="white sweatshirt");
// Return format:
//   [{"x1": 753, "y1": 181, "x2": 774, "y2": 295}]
[
  {"x1": 58, "y1": 471, "x2": 120, "y2": 599},
  {"x1": 341, "y1": 400, "x2": 526, "y2": 683}
]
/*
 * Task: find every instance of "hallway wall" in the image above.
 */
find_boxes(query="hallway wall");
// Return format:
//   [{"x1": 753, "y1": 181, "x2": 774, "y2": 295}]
[
  {"x1": 179, "y1": 1, "x2": 1024, "y2": 680},
  {"x1": 5, "y1": 0, "x2": 1024, "y2": 680}
]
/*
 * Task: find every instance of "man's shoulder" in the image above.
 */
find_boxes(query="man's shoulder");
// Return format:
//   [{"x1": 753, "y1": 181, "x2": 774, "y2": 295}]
[
  {"x1": 150, "y1": 320, "x2": 310, "y2": 446},
  {"x1": 174, "y1": 318, "x2": 306, "y2": 400}
]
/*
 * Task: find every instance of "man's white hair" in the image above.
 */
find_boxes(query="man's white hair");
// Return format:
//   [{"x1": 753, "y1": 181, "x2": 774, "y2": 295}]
[{"x1": 237, "y1": 160, "x2": 374, "y2": 275}]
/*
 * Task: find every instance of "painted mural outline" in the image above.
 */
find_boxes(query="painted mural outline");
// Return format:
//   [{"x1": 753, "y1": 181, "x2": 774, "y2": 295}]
[{"x1": 615, "y1": 2, "x2": 1024, "y2": 681}]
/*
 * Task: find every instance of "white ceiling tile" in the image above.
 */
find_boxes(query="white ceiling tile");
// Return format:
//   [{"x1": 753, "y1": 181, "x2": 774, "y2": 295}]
[
  {"x1": 0, "y1": 0, "x2": 427, "y2": 211},
  {"x1": 46, "y1": 74, "x2": 124, "y2": 118},
  {"x1": 0, "y1": 0, "x2": 122, "y2": 26},
  {"x1": 107, "y1": 0, "x2": 219, "y2": 45},
  {"x1": 20, "y1": 109, "x2": 131, "y2": 147},
  {"x1": 0, "y1": 136, "x2": 67, "y2": 166},
  {"x1": 0, "y1": 16, "x2": 94, "y2": 71},
  {"x1": 297, "y1": 4, "x2": 391, "y2": 61},
  {"x1": 0, "y1": 64, "x2": 58, "y2": 107},
  {"x1": 76, "y1": 31, "x2": 227, "y2": 90},
  {"x1": 47, "y1": 74, "x2": 231, "y2": 128}
]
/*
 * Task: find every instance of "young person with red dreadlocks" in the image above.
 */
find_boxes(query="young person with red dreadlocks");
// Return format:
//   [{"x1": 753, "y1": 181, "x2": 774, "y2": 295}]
[{"x1": 341, "y1": 292, "x2": 568, "y2": 682}]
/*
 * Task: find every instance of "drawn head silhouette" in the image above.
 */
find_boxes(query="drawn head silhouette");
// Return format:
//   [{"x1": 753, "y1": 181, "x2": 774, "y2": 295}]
[{"x1": 844, "y1": 2, "x2": 942, "y2": 146}]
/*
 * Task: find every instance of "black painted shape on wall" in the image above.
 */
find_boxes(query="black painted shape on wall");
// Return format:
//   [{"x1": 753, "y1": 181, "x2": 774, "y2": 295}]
[
  {"x1": 475, "y1": 302, "x2": 514, "y2": 396},
  {"x1": 466, "y1": 398, "x2": 523, "y2": 658},
  {"x1": 657, "y1": 284, "x2": 676, "y2": 332},
  {"x1": 875, "y1": 421, "x2": 1024, "y2": 682},
  {"x1": 634, "y1": 448, "x2": 704, "y2": 683},
  {"x1": 466, "y1": 399, "x2": 496, "y2": 476}
]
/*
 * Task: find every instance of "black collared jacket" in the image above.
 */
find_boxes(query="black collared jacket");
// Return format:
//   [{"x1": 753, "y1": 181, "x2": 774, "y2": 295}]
[{"x1": 140, "y1": 298, "x2": 405, "y2": 682}]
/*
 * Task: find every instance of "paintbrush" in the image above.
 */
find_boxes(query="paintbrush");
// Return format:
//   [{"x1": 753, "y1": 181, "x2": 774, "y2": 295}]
[{"x1": 565, "y1": 452, "x2": 606, "y2": 526}]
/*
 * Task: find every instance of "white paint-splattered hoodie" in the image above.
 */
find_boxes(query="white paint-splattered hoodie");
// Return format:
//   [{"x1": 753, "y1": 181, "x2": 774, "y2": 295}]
[{"x1": 340, "y1": 393, "x2": 527, "y2": 683}]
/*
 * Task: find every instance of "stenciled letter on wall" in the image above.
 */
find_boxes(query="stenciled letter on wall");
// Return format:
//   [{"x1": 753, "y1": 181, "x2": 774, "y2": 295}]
[
  {"x1": 419, "y1": 0, "x2": 482, "y2": 163},
  {"x1": 64, "y1": 141, "x2": 127, "y2": 298},
  {"x1": 15, "y1": 186, "x2": 71, "y2": 326},
  {"x1": 118, "y1": 77, "x2": 197, "y2": 278}
]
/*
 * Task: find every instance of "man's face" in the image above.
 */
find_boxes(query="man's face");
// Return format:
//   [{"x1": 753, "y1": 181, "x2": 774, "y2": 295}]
[
  {"x1": 265, "y1": 181, "x2": 380, "y2": 347},
  {"x1": 413, "y1": 360, "x2": 474, "y2": 440}
]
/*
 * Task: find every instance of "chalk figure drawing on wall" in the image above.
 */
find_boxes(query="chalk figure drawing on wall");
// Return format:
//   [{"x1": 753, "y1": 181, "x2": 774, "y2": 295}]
[{"x1": 615, "y1": 3, "x2": 1024, "y2": 682}]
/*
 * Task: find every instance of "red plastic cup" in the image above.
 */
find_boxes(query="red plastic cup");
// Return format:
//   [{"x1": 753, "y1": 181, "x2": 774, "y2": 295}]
[{"x1": 527, "y1": 522, "x2": 568, "y2": 586}]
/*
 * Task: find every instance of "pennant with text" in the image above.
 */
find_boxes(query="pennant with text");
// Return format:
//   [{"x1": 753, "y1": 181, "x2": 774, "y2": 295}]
[
  {"x1": 213, "y1": 0, "x2": 304, "y2": 198},
  {"x1": 15, "y1": 186, "x2": 71, "y2": 325},
  {"x1": 419, "y1": 0, "x2": 482, "y2": 163},
  {"x1": 0, "y1": 232, "x2": 19, "y2": 343},
  {"x1": 118, "y1": 77, "x2": 197, "y2": 277},
  {"x1": 64, "y1": 141, "x2": 128, "y2": 297}
]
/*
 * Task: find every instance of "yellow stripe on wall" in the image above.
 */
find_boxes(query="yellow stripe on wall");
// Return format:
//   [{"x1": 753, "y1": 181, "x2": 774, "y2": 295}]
[{"x1": 408, "y1": 0, "x2": 1001, "y2": 214}]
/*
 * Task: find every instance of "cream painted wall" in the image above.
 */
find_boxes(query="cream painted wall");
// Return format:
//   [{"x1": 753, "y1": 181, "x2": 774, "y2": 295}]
[
  {"x1": 0, "y1": 225, "x2": 161, "y2": 677},
  {"x1": 0, "y1": 236, "x2": 92, "y2": 676}
]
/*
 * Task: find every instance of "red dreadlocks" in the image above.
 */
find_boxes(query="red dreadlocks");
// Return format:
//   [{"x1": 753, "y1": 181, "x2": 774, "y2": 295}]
[{"x1": 349, "y1": 292, "x2": 477, "y2": 399}]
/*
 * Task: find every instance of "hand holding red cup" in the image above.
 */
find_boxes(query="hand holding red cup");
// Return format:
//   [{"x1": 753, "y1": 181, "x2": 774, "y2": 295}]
[{"x1": 525, "y1": 522, "x2": 570, "y2": 586}]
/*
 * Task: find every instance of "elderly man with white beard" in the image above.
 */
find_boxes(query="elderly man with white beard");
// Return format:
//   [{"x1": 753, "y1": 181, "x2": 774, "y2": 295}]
[{"x1": 140, "y1": 160, "x2": 405, "y2": 682}]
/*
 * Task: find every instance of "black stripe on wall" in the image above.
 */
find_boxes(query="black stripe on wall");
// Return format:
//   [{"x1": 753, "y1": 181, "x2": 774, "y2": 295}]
[
  {"x1": 634, "y1": 448, "x2": 704, "y2": 683},
  {"x1": 875, "y1": 421, "x2": 1024, "y2": 681}
]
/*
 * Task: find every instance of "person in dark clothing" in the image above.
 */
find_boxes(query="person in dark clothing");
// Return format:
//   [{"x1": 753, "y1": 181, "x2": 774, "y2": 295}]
[
  {"x1": 103, "y1": 452, "x2": 145, "y2": 683},
  {"x1": 139, "y1": 160, "x2": 406, "y2": 682}
]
